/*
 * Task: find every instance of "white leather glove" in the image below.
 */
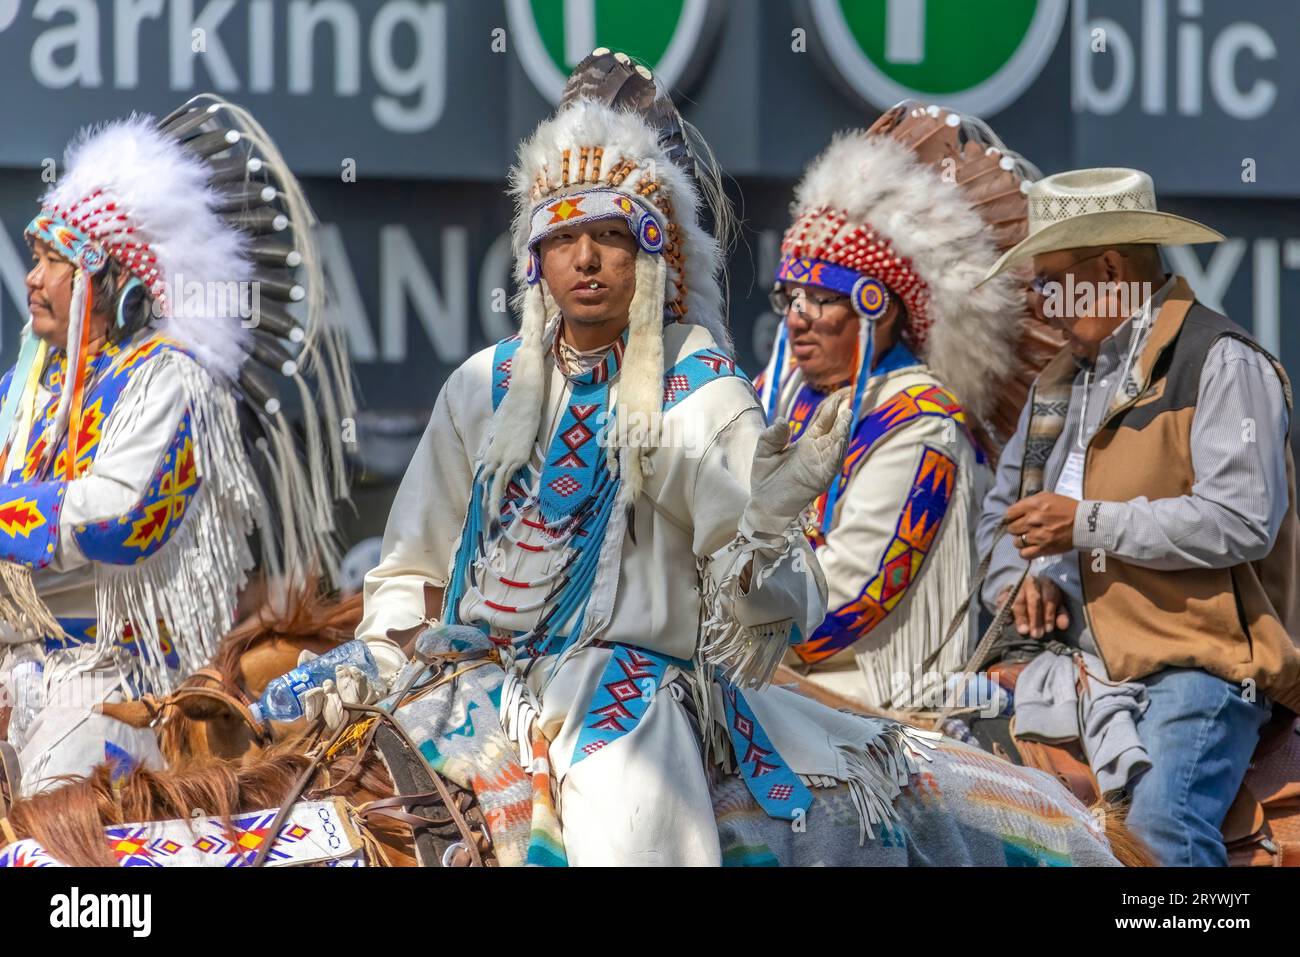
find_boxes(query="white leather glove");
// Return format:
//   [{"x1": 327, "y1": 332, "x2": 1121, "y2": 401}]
[
  {"x1": 740, "y1": 388, "x2": 853, "y2": 540},
  {"x1": 298, "y1": 639, "x2": 407, "y2": 730}
]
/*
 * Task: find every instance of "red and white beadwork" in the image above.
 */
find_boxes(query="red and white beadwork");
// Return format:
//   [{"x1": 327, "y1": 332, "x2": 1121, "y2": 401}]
[
  {"x1": 42, "y1": 189, "x2": 170, "y2": 315},
  {"x1": 781, "y1": 205, "x2": 933, "y2": 355}
]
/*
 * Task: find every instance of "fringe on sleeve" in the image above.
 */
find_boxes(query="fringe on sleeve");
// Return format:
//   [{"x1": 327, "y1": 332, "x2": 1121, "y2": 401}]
[
  {"x1": 695, "y1": 526, "x2": 805, "y2": 689},
  {"x1": 86, "y1": 351, "x2": 260, "y2": 692}
]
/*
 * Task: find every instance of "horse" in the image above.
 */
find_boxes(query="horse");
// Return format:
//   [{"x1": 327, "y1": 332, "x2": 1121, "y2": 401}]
[
  {"x1": 98, "y1": 591, "x2": 364, "y2": 766},
  {"x1": 3, "y1": 598, "x2": 1150, "y2": 867},
  {"x1": 0, "y1": 746, "x2": 488, "y2": 867}
]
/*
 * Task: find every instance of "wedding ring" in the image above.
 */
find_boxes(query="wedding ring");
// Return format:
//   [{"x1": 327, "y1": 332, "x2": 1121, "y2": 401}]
[{"x1": 1017, "y1": 533, "x2": 1028, "y2": 548}]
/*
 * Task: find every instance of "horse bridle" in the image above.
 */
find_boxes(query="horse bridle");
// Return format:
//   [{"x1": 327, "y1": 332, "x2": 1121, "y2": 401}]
[
  {"x1": 248, "y1": 646, "x2": 499, "y2": 868},
  {"x1": 146, "y1": 667, "x2": 274, "y2": 747}
]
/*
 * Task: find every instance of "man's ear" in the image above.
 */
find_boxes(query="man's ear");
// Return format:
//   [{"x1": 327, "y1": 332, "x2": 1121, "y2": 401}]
[
  {"x1": 880, "y1": 297, "x2": 904, "y2": 346},
  {"x1": 1101, "y1": 248, "x2": 1125, "y2": 282}
]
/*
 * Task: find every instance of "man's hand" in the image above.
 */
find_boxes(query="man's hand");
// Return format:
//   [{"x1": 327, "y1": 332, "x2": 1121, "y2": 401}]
[
  {"x1": 741, "y1": 389, "x2": 852, "y2": 539},
  {"x1": 297, "y1": 639, "x2": 408, "y2": 731},
  {"x1": 1006, "y1": 492, "x2": 1079, "y2": 559},
  {"x1": 996, "y1": 578, "x2": 1069, "y2": 639}
]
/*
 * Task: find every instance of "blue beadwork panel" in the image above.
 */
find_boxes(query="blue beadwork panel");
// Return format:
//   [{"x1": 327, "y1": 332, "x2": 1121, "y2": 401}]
[
  {"x1": 74, "y1": 412, "x2": 201, "y2": 565},
  {"x1": 720, "y1": 678, "x2": 813, "y2": 820},
  {"x1": 570, "y1": 644, "x2": 672, "y2": 768}
]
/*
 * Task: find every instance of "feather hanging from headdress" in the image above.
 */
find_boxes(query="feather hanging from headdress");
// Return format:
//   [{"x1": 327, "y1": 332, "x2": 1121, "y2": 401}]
[
  {"x1": 866, "y1": 102, "x2": 1064, "y2": 451},
  {"x1": 151, "y1": 95, "x2": 356, "y2": 585}
]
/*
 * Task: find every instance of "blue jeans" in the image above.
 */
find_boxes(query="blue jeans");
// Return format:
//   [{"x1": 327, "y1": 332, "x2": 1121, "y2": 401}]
[{"x1": 1125, "y1": 668, "x2": 1270, "y2": 866}]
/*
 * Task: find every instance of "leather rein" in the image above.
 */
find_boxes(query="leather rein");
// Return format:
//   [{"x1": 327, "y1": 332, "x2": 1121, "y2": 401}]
[
  {"x1": 248, "y1": 645, "x2": 500, "y2": 868},
  {"x1": 142, "y1": 667, "x2": 274, "y2": 747}
]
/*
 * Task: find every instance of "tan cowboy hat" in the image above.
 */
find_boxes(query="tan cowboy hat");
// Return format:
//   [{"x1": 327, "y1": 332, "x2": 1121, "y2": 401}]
[{"x1": 979, "y1": 167, "x2": 1223, "y2": 284}]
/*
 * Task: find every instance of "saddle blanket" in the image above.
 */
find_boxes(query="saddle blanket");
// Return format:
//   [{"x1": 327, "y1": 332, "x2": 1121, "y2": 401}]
[{"x1": 0, "y1": 798, "x2": 367, "y2": 867}]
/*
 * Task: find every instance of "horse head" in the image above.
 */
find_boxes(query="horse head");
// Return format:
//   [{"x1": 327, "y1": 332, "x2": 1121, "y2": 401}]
[
  {"x1": 154, "y1": 590, "x2": 365, "y2": 766},
  {"x1": 9, "y1": 615, "x2": 503, "y2": 868}
]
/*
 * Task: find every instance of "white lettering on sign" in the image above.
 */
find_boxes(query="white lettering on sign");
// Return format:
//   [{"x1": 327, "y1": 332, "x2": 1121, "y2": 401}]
[
  {"x1": 114, "y1": 0, "x2": 164, "y2": 89},
  {"x1": 380, "y1": 225, "x2": 468, "y2": 363},
  {"x1": 31, "y1": 0, "x2": 102, "y2": 89},
  {"x1": 885, "y1": 0, "x2": 925, "y2": 65},
  {"x1": 370, "y1": 2, "x2": 447, "y2": 133},
  {"x1": 23, "y1": 0, "x2": 449, "y2": 132},
  {"x1": 170, "y1": 0, "x2": 240, "y2": 91},
  {"x1": 1252, "y1": 239, "x2": 1279, "y2": 357},
  {"x1": 1177, "y1": 0, "x2": 1200, "y2": 115},
  {"x1": 1285, "y1": 241, "x2": 1300, "y2": 273},
  {"x1": 1140, "y1": 0, "x2": 1164, "y2": 114},
  {"x1": 1163, "y1": 239, "x2": 1245, "y2": 313},
  {"x1": 1209, "y1": 23, "x2": 1276, "y2": 120},
  {"x1": 477, "y1": 232, "x2": 516, "y2": 343},
  {"x1": 1071, "y1": 0, "x2": 1132, "y2": 115},
  {"x1": 317, "y1": 223, "x2": 378, "y2": 362},
  {"x1": 249, "y1": 0, "x2": 274, "y2": 92},
  {"x1": 1073, "y1": 0, "x2": 1277, "y2": 120},
  {"x1": 289, "y1": 1, "x2": 362, "y2": 96}
]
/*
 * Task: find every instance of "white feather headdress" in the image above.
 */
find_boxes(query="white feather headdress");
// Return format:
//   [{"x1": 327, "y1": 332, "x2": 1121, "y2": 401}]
[
  {"x1": 484, "y1": 51, "x2": 730, "y2": 509},
  {"x1": 777, "y1": 103, "x2": 1041, "y2": 424},
  {"x1": 40, "y1": 114, "x2": 253, "y2": 377},
  {"x1": 4, "y1": 97, "x2": 356, "y2": 687}
]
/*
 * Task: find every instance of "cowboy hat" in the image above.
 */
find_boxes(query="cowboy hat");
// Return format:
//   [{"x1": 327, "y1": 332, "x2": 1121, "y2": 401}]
[{"x1": 980, "y1": 167, "x2": 1222, "y2": 284}]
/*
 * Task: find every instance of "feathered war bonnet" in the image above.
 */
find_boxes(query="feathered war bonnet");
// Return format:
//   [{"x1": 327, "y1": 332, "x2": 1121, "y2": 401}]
[
  {"x1": 766, "y1": 102, "x2": 1059, "y2": 454},
  {"x1": 0, "y1": 95, "x2": 353, "y2": 654},
  {"x1": 482, "y1": 49, "x2": 731, "y2": 513}
]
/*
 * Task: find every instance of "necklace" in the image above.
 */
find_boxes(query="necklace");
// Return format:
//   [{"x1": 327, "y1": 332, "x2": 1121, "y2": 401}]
[{"x1": 555, "y1": 333, "x2": 618, "y2": 376}]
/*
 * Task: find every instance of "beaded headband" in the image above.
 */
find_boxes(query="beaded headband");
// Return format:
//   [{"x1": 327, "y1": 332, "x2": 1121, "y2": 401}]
[
  {"x1": 525, "y1": 188, "x2": 665, "y2": 284},
  {"x1": 27, "y1": 190, "x2": 168, "y2": 313},
  {"x1": 775, "y1": 255, "x2": 891, "y2": 321},
  {"x1": 26, "y1": 214, "x2": 110, "y2": 276},
  {"x1": 780, "y1": 205, "x2": 932, "y2": 353}
]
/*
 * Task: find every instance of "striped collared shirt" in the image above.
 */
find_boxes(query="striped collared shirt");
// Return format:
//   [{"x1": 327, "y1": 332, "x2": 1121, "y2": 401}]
[{"x1": 978, "y1": 276, "x2": 1291, "y2": 657}]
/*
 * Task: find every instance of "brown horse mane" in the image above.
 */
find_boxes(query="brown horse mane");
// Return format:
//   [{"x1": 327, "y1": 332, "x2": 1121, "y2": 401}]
[
  {"x1": 212, "y1": 589, "x2": 364, "y2": 690},
  {"x1": 6, "y1": 738, "x2": 398, "y2": 868},
  {"x1": 156, "y1": 589, "x2": 364, "y2": 766},
  {"x1": 7, "y1": 747, "x2": 313, "y2": 867}
]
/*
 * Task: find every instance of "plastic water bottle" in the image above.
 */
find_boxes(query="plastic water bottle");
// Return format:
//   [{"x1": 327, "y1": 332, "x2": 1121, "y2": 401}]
[{"x1": 249, "y1": 639, "x2": 380, "y2": 723}]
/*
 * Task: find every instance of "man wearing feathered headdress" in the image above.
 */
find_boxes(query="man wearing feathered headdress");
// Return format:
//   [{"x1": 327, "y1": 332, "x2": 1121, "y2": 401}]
[
  {"x1": 356, "y1": 52, "x2": 950, "y2": 865},
  {"x1": 758, "y1": 103, "x2": 1047, "y2": 712},
  {"x1": 0, "y1": 99, "x2": 354, "y2": 794}
]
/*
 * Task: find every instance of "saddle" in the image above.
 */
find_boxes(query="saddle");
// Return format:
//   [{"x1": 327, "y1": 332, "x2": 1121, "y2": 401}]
[{"x1": 988, "y1": 660, "x2": 1300, "y2": 867}]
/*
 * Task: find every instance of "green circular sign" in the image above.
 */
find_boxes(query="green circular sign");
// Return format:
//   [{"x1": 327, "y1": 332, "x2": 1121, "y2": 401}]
[
  {"x1": 507, "y1": 0, "x2": 723, "y2": 103},
  {"x1": 808, "y1": 0, "x2": 1067, "y2": 115}
]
